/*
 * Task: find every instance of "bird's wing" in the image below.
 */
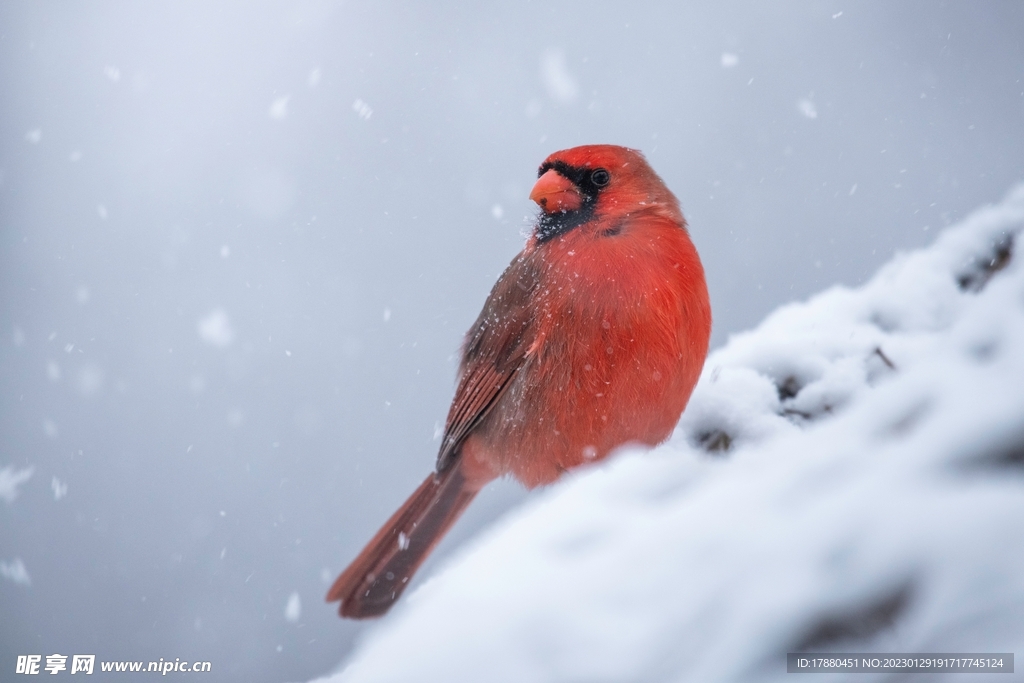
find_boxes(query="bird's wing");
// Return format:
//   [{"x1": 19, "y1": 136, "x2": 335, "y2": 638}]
[{"x1": 435, "y1": 252, "x2": 541, "y2": 472}]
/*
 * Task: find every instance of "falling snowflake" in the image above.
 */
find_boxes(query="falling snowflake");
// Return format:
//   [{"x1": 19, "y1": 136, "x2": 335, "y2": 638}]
[
  {"x1": 198, "y1": 309, "x2": 234, "y2": 348},
  {"x1": 285, "y1": 592, "x2": 302, "y2": 622},
  {"x1": 269, "y1": 95, "x2": 290, "y2": 120},
  {"x1": 353, "y1": 99, "x2": 373, "y2": 120},
  {"x1": 798, "y1": 98, "x2": 818, "y2": 119},
  {"x1": 541, "y1": 49, "x2": 579, "y2": 104}
]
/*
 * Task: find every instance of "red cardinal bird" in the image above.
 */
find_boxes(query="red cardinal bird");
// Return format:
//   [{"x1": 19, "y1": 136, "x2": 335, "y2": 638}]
[{"x1": 327, "y1": 144, "x2": 711, "y2": 618}]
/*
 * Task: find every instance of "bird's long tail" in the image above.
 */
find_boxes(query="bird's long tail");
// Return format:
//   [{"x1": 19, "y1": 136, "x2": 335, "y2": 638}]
[{"x1": 326, "y1": 458, "x2": 479, "y2": 619}]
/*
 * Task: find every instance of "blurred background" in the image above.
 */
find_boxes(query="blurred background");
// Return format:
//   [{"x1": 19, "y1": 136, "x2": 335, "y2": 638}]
[{"x1": 1, "y1": 1, "x2": 1022, "y2": 680}]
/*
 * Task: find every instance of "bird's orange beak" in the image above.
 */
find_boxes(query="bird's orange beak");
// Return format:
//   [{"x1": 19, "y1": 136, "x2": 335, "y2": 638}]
[{"x1": 530, "y1": 169, "x2": 582, "y2": 213}]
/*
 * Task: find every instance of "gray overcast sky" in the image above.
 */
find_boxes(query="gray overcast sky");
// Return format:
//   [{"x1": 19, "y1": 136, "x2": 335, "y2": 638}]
[{"x1": 2, "y1": 2, "x2": 1022, "y2": 681}]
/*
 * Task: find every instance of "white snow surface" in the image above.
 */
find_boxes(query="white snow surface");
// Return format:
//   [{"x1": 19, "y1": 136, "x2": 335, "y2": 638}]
[{"x1": 315, "y1": 186, "x2": 1024, "y2": 683}]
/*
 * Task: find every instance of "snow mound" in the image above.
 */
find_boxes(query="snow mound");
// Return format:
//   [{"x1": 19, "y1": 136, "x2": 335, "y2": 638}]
[{"x1": 317, "y1": 185, "x2": 1024, "y2": 683}]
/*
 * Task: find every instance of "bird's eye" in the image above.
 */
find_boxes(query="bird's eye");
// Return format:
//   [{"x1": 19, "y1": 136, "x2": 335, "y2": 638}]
[{"x1": 591, "y1": 168, "x2": 610, "y2": 187}]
